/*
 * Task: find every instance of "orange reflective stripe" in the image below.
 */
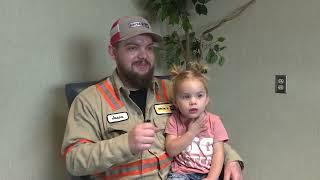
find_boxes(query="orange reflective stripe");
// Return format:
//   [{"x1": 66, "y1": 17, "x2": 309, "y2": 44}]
[
  {"x1": 156, "y1": 79, "x2": 169, "y2": 102},
  {"x1": 105, "y1": 161, "x2": 170, "y2": 179},
  {"x1": 110, "y1": 153, "x2": 164, "y2": 170},
  {"x1": 96, "y1": 84, "x2": 117, "y2": 111},
  {"x1": 96, "y1": 80, "x2": 124, "y2": 111},
  {"x1": 160, "y1": 160, "x2": 171, "y2": 169},
  {"x1": 155, "y1": 91, "x2": 161, "y2": 102},
  {"x1": 105, "y1": 153, "x2": 170, "y2": 179},
  {"x1": 103, "y1": 80, "x2": 124, "y2": 107},
  {"x1": 161, "y1": 80, "x2": 168, "y2": 102},
  {"x1": 63, "y1": 139, "x2": 93, "y2": 157},
  {"x1": 110, "y1": 158, "x2": 154, "y2": 171},
  {"x1": 158, "y1": 152, "x2": 169, "y2": 160},
  {"x1": 106, "y1": 168, "x2": 154, "y2": 179}
]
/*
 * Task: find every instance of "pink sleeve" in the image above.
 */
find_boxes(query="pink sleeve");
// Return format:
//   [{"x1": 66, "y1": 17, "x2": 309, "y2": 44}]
[
  {"x1": 165, "y1": 113, "x2": 178, "y2": 136},
  {"x1": 210, "y1": 113, "x2": 229, "y2": 142}
]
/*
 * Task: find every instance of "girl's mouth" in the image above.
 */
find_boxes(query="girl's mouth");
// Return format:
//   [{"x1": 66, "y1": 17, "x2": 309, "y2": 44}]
[{"x1": 189, "y1": 108, "x2": 198, "y2": 113}]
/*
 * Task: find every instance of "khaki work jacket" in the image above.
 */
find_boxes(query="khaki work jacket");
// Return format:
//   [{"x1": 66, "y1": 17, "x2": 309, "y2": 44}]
[{"x1": 61, "y1": 71, "x2": 243, "y2": 179}]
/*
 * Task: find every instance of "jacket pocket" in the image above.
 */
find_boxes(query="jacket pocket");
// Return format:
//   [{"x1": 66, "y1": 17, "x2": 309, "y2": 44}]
[{"x1": 105, "y1": 127, "x2": 127, "y2": 139}]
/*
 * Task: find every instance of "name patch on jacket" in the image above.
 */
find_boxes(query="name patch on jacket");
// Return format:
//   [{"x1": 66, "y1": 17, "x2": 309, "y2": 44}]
[
  {"x1": 107, "y1": 112, "x2": 128, "y2": 123},
  {"x1": 154, "y1": 103, "x2": 175, "y2": 115}
]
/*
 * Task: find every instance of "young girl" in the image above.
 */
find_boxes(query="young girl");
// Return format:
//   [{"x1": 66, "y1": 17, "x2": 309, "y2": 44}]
[{"x1": 165, "y1": 63, "x2": 228, "y2": 180}]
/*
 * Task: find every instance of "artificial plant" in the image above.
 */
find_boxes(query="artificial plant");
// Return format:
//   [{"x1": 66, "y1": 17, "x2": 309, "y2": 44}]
[{"x1": 145, "y1": 0, "x2": 255, "y2": 69}]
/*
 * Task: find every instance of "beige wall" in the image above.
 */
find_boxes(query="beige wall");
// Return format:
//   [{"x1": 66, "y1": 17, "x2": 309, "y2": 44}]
[
  {"x1": 191, "y1": 0, "x2": 320, "y2": 179},
  {"x1": 1, "y1": 0, "x2": 319, "y2": 179},
  {"x1": 0, "y1": 0, "x2": 150, "y2": 179}
]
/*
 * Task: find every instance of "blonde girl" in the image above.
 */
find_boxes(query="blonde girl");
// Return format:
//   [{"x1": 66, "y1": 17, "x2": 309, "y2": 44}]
[{"x1": 165, "y1": 63, "x2": 228, "y2": 180}]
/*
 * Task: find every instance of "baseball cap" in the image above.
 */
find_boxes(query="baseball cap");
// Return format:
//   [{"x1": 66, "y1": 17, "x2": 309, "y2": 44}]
[{"x1": 109, "y1": 16, "x2": 162, "y2": 45}]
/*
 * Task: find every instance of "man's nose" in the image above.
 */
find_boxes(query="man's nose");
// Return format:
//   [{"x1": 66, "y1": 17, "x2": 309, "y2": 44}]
[{"x1": 137, "y1": 48, "x2": 148, "y2": 59}]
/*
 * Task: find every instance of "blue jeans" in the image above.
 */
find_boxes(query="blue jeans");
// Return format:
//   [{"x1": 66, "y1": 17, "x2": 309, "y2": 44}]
[{"x1": 167, "y1": 172, "x2": 207, "y2": 180}]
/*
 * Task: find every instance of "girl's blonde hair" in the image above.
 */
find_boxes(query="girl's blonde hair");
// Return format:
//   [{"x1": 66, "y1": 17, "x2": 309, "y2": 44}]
[{"x1": 170, "y1": 62, "x2": 208, "y2": 98}]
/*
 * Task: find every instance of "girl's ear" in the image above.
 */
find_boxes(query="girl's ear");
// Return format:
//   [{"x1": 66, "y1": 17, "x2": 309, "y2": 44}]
[
  {"x1": 205, "y1": 95, "x2": 210, "y2": 107},
  {"x1": 172, "y1": 98, "x2": 178, "y2": 109}
]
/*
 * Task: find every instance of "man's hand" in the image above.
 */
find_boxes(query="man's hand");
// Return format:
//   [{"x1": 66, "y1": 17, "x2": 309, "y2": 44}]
[
  {"x1": 128, "y1": 123, "x2": 158, "y2": 154},
  {"x1": 223, "y1": 161, "x2": 243, "y2": 180}
]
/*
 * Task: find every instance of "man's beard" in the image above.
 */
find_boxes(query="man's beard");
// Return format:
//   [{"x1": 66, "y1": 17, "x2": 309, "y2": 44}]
[{"x1": 117, "y1": 61, "x2": 154, "y2": 89}]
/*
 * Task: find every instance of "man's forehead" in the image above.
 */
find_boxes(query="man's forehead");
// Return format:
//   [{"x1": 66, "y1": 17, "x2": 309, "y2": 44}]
[{"x1": 120, "y1": 34, "x2": 154, "y2": 46}]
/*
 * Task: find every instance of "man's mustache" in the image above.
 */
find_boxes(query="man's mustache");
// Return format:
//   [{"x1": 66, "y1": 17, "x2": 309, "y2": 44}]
[{"x1": 132, "y1": 60, "x2": 151, "y2": 66}]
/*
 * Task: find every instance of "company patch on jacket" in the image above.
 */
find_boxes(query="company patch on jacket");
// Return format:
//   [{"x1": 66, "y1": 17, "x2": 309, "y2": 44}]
[
  {"x1": 107, "y1": 112, "x2": 129, "y2": 123},
  {"x1": 154, "y1": 103, "x2": 175, "y2": 115}
]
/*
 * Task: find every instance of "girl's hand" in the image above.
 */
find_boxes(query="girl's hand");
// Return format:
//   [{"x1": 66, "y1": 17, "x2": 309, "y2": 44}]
[{"x1": 187, "y1": 112, "x2": 207, "y2": 136}]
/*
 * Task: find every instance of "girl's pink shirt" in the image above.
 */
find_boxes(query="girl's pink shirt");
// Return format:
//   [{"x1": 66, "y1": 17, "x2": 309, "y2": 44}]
[{"x1": 165, "y1": 111, "x2": 228, "y2": 174}]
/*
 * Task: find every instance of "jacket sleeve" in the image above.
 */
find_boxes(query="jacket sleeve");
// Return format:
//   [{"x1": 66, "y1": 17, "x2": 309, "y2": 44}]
[
  {"x1": 61, "y1": 90, "x2": 136, "y2": 176},
  {"x1": 223, "y1": 143, "x2": 244, "y2": 169}
]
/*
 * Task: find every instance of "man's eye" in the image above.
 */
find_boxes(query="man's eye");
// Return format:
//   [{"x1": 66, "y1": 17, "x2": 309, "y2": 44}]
[
  {"x1": 147, "y1": 46, "x2": 154, "y2": 51},
  {"x1": 128, "y1": 46, "x2": 137, "y2": 51}
]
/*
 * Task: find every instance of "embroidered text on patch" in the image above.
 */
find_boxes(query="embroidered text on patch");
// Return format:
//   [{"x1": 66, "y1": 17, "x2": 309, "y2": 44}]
[
  {"x1": 154, "y1": 103, "x2": 175, "y2": 115},
  {"x1": 107, "y1": 112, "x2": 129, "y2": 123},
  {"x1": 128, "y1": 21, "x2": 150, "y2": 29}
]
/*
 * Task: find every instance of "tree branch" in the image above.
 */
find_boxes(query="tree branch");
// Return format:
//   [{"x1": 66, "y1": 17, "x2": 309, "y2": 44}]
[{"x1": 200, "y1": 0, "x2": 256, "y2": 37}]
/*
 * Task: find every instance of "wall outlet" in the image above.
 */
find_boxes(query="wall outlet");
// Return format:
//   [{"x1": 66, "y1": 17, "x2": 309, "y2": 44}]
[{"x1": 275, "y1": 75, "x2": 287, "y2": 94}]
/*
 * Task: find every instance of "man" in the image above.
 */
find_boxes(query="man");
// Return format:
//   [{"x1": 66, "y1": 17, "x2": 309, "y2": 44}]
[{"x1": 62, "y1": 16, "x2": 243, "y2": 180}]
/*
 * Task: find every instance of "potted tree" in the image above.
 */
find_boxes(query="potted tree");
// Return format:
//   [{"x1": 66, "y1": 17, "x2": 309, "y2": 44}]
[{"x1": 144, "y1": 0, "x2": 256, "y2": 69}]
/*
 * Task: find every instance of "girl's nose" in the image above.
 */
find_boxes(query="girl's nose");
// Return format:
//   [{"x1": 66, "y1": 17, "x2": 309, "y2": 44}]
[{"x1": 189, "y1": 97, "x2": 197, "y2": 105}]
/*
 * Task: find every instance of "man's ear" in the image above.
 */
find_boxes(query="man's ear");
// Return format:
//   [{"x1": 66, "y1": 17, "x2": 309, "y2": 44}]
[{"x1": 108, "y1": 44, "x2": 116, "y2": 61}]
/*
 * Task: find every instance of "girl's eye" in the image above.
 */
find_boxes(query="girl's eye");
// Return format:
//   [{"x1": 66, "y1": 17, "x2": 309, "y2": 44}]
[
  {"x1": 183, "y1": 95, "x2": 190, "y2": 99},
  {"x1": 198, "y1": 94, "x2": 203, "y2": 98}
]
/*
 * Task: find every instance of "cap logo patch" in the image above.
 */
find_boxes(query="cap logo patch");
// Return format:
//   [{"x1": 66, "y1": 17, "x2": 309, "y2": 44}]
[{"x1": 128, "y1": 21, "x2": 150, "y2": 29}]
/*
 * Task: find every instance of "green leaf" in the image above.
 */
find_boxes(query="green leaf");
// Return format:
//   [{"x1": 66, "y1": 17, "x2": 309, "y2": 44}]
[
  {"x1": 214, "y1": 44, "x2": 220, "y2": 51},
  {"x1": 169, "y1": 14, "x2": 179, "y2": 25},
  {"x1": 182, "y1": 18, "x2": 192, "y2": 31},
  {"x1": 176, "y1": 0, "x2": 187, "y2": 8},
  {"x1": 219, "y1": 46, "x2": 226, "y2": 51},
  {"x1": 196, "y1": 4, "x2": 208, "y2": 15},
  {"x1": 159, "y1": 6, "x2": 168, "y2": 21},
  {"x1": 192, "y1": 0, "x2": 197, "y2": 5},
  {"x1": 218, "y1": 56, "x2": 225, "y2": 66},
  {"x1": 172, "y1": 31, "x2": 180, "y2": 41},
  {"x1": 195, "y1": 4, "x2": 202, "y2": 15},
  {"x1": 189, "y1": 32, "x2": 196, "y2": 45},
  {"x1": 206, "y1": 49, "x2": 217, "y2": 64},
  {"x1": 189, "y1": 32, "x2": 196, "y2": 39},
  {"x1": 195, "y1": 52, "x2": 201, "y2": 58},
  {"x1": 201, "y1": 5, "x2": 208, "y2": 15},
  {"x1": 181, "y1": 39, "x2": 186, "y2": 49},
  {"x1": 167, "y1": 4, "x2": 177, "y2": 19},
  {"x1": 192, "y1": 40, "x2": 201, "y2": 51},
  {"x1": 203, "y1": 33, "x2": 213, "y2": 41},
  {"x1": 217, "y1": 37, "x2": 225, "y2": 42},
  {"x1": 212, "y1": 51, "x2": 218, "y2": 63},
  {"x1": 165, "y1": 44, "x2": 181, "y2": 68},
  {"x1": 198, "y1": 0, "x2": 211, "y2": 3}
]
